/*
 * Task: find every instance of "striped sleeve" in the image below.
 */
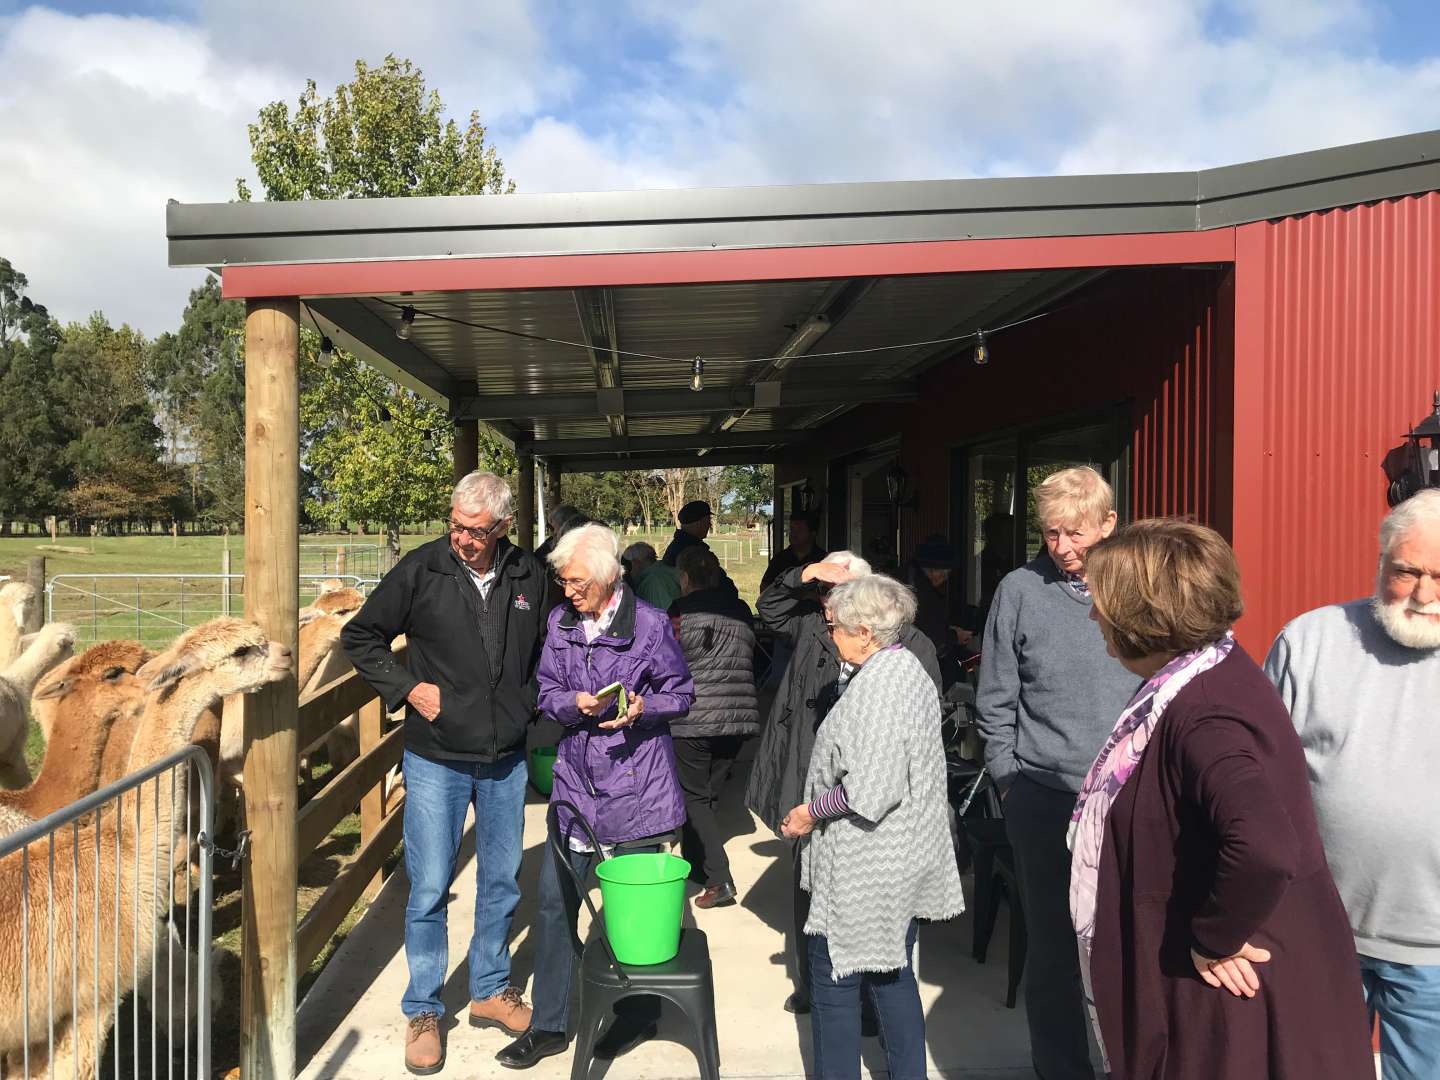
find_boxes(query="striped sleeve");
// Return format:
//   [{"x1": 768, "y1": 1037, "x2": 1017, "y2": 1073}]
[{"x1": 808, "y1": 783, "x2": 852, "y2": 821}]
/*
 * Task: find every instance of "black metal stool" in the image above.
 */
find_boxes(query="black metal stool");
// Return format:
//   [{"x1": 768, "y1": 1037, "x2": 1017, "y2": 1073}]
[{"x1": 548, "y1": 801, "x2": 722, "y2": 1080}]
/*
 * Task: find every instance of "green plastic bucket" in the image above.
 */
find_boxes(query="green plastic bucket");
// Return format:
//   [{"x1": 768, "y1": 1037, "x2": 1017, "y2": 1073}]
[
  {"x1": 527, "y1": 746, "x2": 557, "y2": 796},
  {"x1": 595, "y1": 852, "x2": 692, "y2": 965}
]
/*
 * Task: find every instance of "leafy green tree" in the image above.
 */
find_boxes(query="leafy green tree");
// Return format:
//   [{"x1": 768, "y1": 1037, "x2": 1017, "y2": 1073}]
[
  {"x1": 0, "y1": 258, "x2": 68, "y2": 533},
  {"x1": 239, "y1": 56, "x2": 516, "y2": 555},
  {"x1": 147, "y1": 276, "x2": 247, "y2": 524},
  {"x1": 722, "y1": 463, "x2": 773, "y2": 526}
]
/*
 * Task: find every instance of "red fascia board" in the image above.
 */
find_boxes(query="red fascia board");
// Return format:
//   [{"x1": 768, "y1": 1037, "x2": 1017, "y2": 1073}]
[{"x1": 220, "y1": 229, "x2": 1237, "y2": 299}]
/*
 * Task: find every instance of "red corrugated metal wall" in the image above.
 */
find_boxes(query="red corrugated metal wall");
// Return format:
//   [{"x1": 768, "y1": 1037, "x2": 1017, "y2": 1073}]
[{"x1": 1231, "y1": 193, "x2": 1440, "y2": 653}]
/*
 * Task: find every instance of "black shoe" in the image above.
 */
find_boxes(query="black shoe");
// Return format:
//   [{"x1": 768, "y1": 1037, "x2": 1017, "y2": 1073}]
[
  {"x1": 495, "y1": 1028, "x2": 567, "y2": 1070},
  {"x1": 693, "y1": 881, "x2": 738, "y2": 909},
  {"x1": 593, "y1": 1018, "x2": 659, "y2": 1060},
  {"x1": 783, "y1": 992, "x2": 810, "y2": 1015}
]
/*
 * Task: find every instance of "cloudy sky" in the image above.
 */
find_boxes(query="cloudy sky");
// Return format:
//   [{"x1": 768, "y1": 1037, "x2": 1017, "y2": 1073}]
[{"x1": 2, "y1": 0, "x2": 1439, "y2": 335}]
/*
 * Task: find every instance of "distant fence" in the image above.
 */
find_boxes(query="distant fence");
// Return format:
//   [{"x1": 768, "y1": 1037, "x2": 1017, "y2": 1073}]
[
  {"x1": 0, "y1": 745, "x2": 215, "y2": 1078},
  {"x1": 300, "y1": 543, "x2": 382, "y2": 579},
  {"x1": 46, "y1": 574, "x2": 380, "y2": 648}
]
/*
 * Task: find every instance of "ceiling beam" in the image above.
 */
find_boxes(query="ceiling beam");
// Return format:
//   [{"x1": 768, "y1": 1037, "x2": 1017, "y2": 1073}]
[
  {"x1": 554, "y1": 449, "x2": 780, "y2": 473},
  {"x1": 521, "y1": 429, "x2": 813, "y2": 456},
  {"x1": 453, "y1": 381, "x2": 918, "y2": 421},
  {"x1": 573, "y1": 287, "x2": 627, "y2": 437}
]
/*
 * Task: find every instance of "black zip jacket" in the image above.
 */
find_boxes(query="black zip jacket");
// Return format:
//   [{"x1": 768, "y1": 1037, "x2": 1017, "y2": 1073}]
[{"x1": 340, "y1": 536, "x2": 548, "y2": 763}]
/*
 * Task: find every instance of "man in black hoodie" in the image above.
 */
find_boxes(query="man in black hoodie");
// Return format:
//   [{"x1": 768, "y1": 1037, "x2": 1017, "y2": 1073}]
[{"x1": 342, "y1": 470, "x2": 549, "y2": 1076}]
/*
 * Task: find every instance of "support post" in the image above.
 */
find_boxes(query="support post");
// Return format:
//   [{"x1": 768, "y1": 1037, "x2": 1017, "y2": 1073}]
[
  {"x1": 240, "y1": 297, "x2": 300, "y2": 1080},
  {"x1": 543, "y1": 458, "x2": 563, "y2": 515},
  {"x1": 358, "y1": 696, "x2": 386, "y2": 900},
  {"x1": 771, "y1": 478, "x2": 786, "y2": 564},
  {"x1": 221, "y1": 548, "x2": 232, "y2": 617},
  {"x1": 516, "y1": 452, "x2": 536, "y2": 552},
  {"x1": 24, "y1": 556, "x2": 44, "y2": 632},
  {"x1": 453, "y1": 418, "x2": 479, "y2": 483}
]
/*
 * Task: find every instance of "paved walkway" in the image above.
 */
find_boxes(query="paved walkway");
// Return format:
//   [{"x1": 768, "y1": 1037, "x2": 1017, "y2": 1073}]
[{"x1": 296, "y1": 762, "x2": 1043, "y2": 1079}]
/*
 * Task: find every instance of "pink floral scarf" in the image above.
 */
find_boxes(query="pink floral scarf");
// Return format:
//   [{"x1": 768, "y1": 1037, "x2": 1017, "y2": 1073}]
[{"x1": 1066, "y1": 631, "x2": 1235, "y2": 1062}]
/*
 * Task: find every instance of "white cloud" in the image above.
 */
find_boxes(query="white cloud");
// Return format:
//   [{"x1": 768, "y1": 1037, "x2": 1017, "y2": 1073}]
[{"x1": 1, "y1": 0, "x2": 1438, "y2": 337}]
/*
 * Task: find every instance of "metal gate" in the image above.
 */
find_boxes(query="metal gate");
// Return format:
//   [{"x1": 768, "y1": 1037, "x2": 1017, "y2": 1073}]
[{"x1": 0, "y1": 746, "x2": 215, "y2": 1078}]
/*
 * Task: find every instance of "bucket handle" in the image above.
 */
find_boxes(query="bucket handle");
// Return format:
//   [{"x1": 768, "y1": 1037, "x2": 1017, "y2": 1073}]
[{"x1": 547, "y1": 799, "x2": 630, "y2": 988}]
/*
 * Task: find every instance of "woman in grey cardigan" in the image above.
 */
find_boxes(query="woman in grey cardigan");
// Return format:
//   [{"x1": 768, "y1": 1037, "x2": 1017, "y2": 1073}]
[{"x1": 782, "y1": 574, "x2": 964, "y2": 1080}]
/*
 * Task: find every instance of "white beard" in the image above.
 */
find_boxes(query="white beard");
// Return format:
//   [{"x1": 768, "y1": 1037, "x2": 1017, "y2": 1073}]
[{"x1": 1373, "y1": 594, "x2": 1440, "y2": 650}]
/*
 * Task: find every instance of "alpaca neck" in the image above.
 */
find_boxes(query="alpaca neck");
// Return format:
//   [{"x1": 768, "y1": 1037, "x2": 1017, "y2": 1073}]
[
  {"x1": 0, "y1": 614, "x2": 22, "y2": 669},
  {"x1": 12, "y1": 701, "x2": 136, "y2": 810},
  {"x1": 129, "y1": 681, "x2": 223, "y2": 776},
  {"x1": 3, "y1": 638, "x2": 68, "y2": 697}
]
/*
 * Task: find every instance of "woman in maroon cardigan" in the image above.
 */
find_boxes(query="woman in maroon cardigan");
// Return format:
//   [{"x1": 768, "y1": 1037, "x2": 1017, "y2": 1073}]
[{"x1": 1069, "y1": 519, "x2": 1372, "y2": 1079}]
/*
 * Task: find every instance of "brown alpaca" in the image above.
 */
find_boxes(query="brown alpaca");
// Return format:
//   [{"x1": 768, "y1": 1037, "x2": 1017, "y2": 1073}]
[
  {"x1": 0, "y1": 621, "x2": 76, "y2": 789},
  {"x1": 0, "y1": 640, "x2": 151, "y2": 836},
  {"x1": 0, "y1": 581, "x2": 37, "y2": 670},
  {"x1": 0, "y1": 617, "x2": 292, "y2": 1078}
]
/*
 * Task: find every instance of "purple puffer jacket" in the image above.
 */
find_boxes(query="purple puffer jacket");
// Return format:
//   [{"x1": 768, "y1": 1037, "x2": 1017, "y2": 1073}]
[{"x1": 537, "y1": 583, "x2": 694, "y2": 845}]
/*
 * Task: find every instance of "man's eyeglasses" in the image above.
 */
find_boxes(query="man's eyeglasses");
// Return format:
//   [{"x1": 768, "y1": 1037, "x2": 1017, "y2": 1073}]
[
  {"x1": 558, "y1": 576, "x2": 593, "y2": 593},
  {"x1": 448, "y1": 518, "x2": 506, "y2": 543}
]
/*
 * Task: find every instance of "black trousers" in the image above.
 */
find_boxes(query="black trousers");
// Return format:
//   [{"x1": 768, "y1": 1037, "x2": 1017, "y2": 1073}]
[
  {"x1": 1004, "y1": 774, "x2": 1097, "y2": 1080},
  {"x1": 672, "y1": 734, "x2": 745, "y2": 887}
]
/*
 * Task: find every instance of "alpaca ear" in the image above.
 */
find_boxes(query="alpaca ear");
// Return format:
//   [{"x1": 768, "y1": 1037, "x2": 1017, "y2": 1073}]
[
  {"x1": 33, "y1": 676, "x2": 71, "y2": 700},
  {"x1": 140, "y1": 650, "x2": 203, "y2": 692},
  {"x1": 298, "y1": 607, "x2": 325, "y2": 628}
]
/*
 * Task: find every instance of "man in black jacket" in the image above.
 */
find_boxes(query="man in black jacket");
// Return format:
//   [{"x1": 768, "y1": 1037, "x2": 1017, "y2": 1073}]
[
  {"x1": 662, "y1": 499, "x2": 713, "y2": 565},
  {"x1": 341, "y1": 470, "x2": 548, "y2": 1076}
]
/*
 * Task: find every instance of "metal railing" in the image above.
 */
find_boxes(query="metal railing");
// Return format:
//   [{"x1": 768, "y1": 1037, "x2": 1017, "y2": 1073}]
[
  {"x1": 45, "y1": 574, "x2": 376, "y2": 647},
  {"x1": 0, "y1": 745, "x2": 215, "y2": 1079},
  {"x1": 300, "y1": 543, "x2": 382, "y2": 579}
]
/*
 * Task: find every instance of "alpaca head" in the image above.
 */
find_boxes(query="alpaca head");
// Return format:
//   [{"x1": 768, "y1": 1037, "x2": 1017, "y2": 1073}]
[
  {"x1": 299, "y1": 586, "x2": 365, "y2": 626},
  {"x1": 0, "y1": 581, "x2": 36, "y2": 634},
  {"x1": 32, "y1": 639, "x2": 151, "y2": 745},
  {"x1": 138, "y1": 618, "x2": 292, "y2": 704}
]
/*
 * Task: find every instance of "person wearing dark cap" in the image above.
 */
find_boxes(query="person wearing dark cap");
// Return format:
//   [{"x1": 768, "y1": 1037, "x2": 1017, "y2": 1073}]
[{"x1": 663, "y1": 500, "x2": 713, "y2": 566}]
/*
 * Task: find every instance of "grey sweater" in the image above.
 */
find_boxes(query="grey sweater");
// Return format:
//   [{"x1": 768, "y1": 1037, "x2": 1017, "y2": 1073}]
[
  {"x1": 1264, "y1": 599, "x2": 1440, "y2": 965},
  {"x1": 976, "y1": 555, "x2": 1140, "y2": 793}
]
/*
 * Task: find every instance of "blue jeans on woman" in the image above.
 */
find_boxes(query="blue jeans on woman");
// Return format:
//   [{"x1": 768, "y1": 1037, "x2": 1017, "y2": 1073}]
[
  {"x1": 809, "y1": 920, "x2": 926, "y2": 1080},
  {"x1": 1361, "y1": 954, "x2": 1440, "y2": 1080},
  {"x1": 400, "y1": 749, "x2": 527, "y2": 1018}
]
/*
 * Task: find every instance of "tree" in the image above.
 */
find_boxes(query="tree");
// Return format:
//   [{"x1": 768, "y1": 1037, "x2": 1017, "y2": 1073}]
[
  {"x1": 661, "y1": 469, "x2": 690, "y2": 528},
  {"x1": 0, "y1": 259, "x2": 69, "y2": 533},
  {"x1": 722, "y1": 463, "x2": 773, "y2": 526},
  {"x1": 239, "y1": 56, "x2": 516, "y2": 551},
  {"x1": 625, "y1": 470, "x2": 664, "y2": 532}
]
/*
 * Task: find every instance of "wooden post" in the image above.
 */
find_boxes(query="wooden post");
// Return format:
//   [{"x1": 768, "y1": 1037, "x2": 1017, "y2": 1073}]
[
  {"x1": 24, "y1": 556, "x2": 45, "y2": 632},
  {"x1": 772, "y1": 476, "x2": 786, "y2": 563},
  {"x1": 357, "y1": 696, "x2": 386, "y2": 900},
  {"x1": 453, "y1": 418, "x2": 479, "y2": 483},
  {"x1": 516, "y1": 452, "x2": 536, "y2": 552},
  {"x1": 221, "y1": 548, "x2": 232, "y2": 617},
  {"x1": 543, "y1": 458, "x2": 563, "y2": 515},
  {"x1": 337, "y1": 547, "x2": 347, "y2": 577},
  {"x1": 240, "y1": 297, "x2": 300, "y2": 1080}
]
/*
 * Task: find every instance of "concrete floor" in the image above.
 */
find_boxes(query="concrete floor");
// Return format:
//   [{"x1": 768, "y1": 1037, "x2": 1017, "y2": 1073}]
[{"x1": 294, "y1": 762, "x2": 1041, "y2": 1079}]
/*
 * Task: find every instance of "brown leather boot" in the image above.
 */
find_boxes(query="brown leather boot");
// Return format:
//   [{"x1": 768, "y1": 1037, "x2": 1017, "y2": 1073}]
[
  {"x1": 405, "y1": 1011, "x2": 443, "y2": 1075},
  {"x1": 469, "y1": 986, "x2": 532, "y2": 1036}
]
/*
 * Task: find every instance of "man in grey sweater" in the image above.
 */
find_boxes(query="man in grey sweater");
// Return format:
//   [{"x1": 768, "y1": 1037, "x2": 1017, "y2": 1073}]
[
  {"x1": 1264, "y1": 488, "x2": 1440, "y2": 1080},
  {"x1": 977, "y1": 467, "x2": 1139, "y2": 1080}
]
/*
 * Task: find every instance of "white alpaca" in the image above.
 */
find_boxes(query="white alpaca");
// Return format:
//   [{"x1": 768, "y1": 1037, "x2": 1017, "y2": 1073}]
[
  {"x1": 0, "y1": 581, "x2": 37, "y2": 671},
  {"x1": 0, "y1": 621, "x2": 76, "y2": 788}
]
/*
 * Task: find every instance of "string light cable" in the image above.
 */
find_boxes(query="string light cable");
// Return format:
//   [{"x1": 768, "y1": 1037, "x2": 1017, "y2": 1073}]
[{"x1": 303, "y1": 305, "x2": 435, "y2": 446}]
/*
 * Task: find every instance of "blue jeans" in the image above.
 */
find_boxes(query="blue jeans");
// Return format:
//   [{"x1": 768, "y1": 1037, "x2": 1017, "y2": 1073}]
[
  {"x1": 400, "y1": 749, "x2": 526, "y2": 1018},
  {"x1": 809, "y1": 921, "x2": 926, "y2": 1080},
  {"x1": 530, "y1": 822, "x2": 664, "y2": 1033},
  {"x1": 1360, "y1": 954, "x2": 1440, "y2": 1080}
]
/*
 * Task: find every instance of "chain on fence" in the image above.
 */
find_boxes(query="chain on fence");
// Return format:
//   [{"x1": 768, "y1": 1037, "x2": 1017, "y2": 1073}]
[
  {"x1": 0, "y1": 746, "x2": 215, "y2": 1079},
  {"x1": 46, "y1": 575, "x2": 380, "y2": 649}
]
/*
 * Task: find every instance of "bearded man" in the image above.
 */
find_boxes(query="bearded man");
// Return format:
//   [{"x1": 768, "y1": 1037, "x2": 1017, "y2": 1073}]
[{"x1": 1265, "y1": 487, "x2": 1440, "y2": 1080}]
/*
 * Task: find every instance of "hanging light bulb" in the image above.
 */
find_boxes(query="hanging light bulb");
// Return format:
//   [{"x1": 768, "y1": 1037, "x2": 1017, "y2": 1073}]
[
  {"x1": 318, "y1": 335, "x2": 335, "y2": 367},
  {"x1": 691, "y1": 356, "x2": 704, "y2": 392},
  {"x1": 378, "y1": 404, "x2": 394, "y2": 433},
  {"x1": 973, "y1": 329, "x2": 989, "y2": 367},
  {"x1": 396, "y1": 305, "x2": 416, "y2": 341},
  {"x1": 422, "y1": 429, "x2": 435, "y2": 451}
]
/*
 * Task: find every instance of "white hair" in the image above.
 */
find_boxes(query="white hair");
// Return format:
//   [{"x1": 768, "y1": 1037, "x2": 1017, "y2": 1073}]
[
  {"x1": 549, "y1": 523, "x2": 623, "y2": 586},
  {"x1": 821, "y1": 550, "x2": 873, "y2": 577},
  {"x1": 827, "y1": 574, "x2": 917, "y2": 647},
  {"x1": 452, "y1": 471, "x2": 513, "y2": 520},
  {"x1": 1379, "y1": 488, "x2": 1440, "y2": 566},
  {"x1": 622, "y1": 542, "x2": 657, "y2": 567}
]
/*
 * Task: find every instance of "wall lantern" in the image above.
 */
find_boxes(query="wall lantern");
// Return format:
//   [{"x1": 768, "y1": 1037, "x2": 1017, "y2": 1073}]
[
  {"x1": 885, "y1": 462, "x2": 911, "y2": 506},
  {"x1": 1387, "y1": 390, "x2": 1440, "y2": 507}
]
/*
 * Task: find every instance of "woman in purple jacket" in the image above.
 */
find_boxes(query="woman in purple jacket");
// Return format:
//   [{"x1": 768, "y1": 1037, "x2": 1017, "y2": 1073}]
[
  {"x1": 496, "y1": 523, "x2": 695, "y2": 1071},
  {"x1": 1071, "y1": 519, "x2": 1372, "y2": 1079}
]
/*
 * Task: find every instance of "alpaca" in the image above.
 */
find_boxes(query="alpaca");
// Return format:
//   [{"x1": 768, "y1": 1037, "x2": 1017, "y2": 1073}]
[
  {"x1": 0, "y1": 581, "x2": 37, "y2": 670},
  {"x1": 0, "y1": 617, "x2": 292, "y2": 1078},
  {"x1": 0, "y1": 640, "x2": 150, "y2": 836},
  {"x1": 0, "y1": 621, "x2": 76, "y2": 788}
]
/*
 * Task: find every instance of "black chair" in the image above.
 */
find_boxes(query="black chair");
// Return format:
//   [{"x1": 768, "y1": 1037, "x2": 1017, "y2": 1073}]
[
  {"x1": 547, "y1": 800, "x2": 722, "y2": 1080},
  {"x1": 963, "y1": 816, "x2": 1027, "y2": 1008}
]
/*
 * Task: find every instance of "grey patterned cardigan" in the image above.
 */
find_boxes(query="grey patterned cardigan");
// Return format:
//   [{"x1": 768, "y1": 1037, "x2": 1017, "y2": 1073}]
[{"x1": 801, "y1": 644, "x2": 965, "y2": 978}]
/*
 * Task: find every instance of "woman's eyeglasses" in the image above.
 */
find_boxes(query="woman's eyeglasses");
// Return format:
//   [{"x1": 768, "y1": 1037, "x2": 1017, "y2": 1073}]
[
  {"x1": 448, "y1": 518, "x2": 506, "y2": 543},
  {"x1": 558, "y1": 576, "x2": 593, "y2": 593}
]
